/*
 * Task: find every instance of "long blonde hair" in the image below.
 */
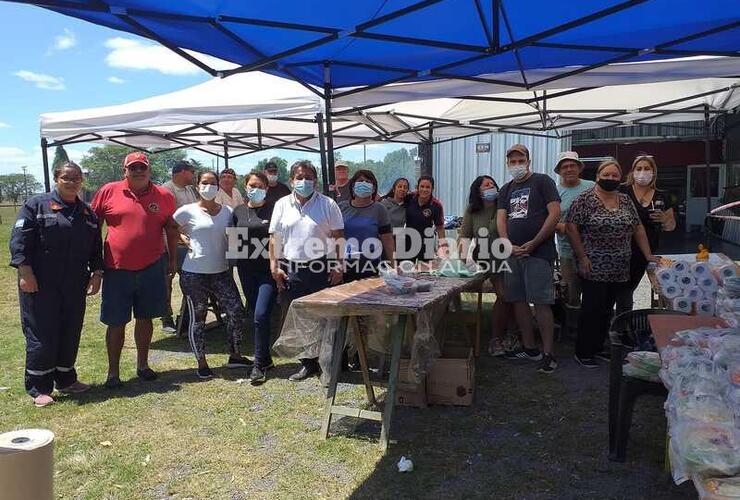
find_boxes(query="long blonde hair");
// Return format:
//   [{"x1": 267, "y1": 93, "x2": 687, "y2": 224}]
[{"x1": 626, "y1": 155, "x2": 658, "y2": 189}]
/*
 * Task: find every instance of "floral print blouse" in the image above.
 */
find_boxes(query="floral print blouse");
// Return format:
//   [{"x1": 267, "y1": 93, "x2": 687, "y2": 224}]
[{"x1": 566, "y1": 188, "x2": 641, "y2": 283}]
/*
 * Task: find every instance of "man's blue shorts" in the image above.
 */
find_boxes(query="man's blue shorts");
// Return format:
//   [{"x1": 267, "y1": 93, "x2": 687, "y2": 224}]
[{"x1": 101, "y1": 256, "x2": 167, "y2": 326}]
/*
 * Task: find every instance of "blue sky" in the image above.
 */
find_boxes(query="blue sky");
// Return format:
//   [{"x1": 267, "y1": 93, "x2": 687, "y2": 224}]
[{"x1": 0, "y1": 3, "x2": 407, "y2": 184}]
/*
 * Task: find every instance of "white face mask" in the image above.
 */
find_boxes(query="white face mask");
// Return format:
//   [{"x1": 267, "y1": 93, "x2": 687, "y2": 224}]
[
  {"x1": 508, "y1": 165, "x2": 528, "y2": 181},
  {"x1": 199, "y1": 184, "x2": 218, "y2": 200},
  {"x1": 633, "y1": 170, "x2": 654, "y2": 186}
]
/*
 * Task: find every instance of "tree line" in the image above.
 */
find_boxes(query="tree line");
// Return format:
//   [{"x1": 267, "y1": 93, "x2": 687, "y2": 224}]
[{"x1": 0, "y1": 144, "x2": 418, "y2": 203}]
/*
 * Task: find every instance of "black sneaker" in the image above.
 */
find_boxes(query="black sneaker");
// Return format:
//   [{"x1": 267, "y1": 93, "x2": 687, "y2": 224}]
[
  {"x1": 161, "y1": 316, "x2": 177, "y2": 334},
  {"x1": 504, "y1": 347, "x2": 543, "y2": 361},
  {"x1": 197, "y1": 366, "x2": 214, "y2": 380},
  {"x1": 136, "y1": 368, "x2": 158, "y2": 381},
  {"x1": 226, "y1": 356, "x2": 253, "y2": 369},
  {"x1": 594, "y1": 350, "x2": 611, "y2": 362},
  {"x1": 104, "y1": 376, "x2": 122, "y2": 389},
  {"x1": 573, "y1": 354, "x2": 599, "y2": 368},
  {"x1": 537, "y1": 354, "x2": 558, "y2": 374},
  {"x1": 249, "y1": 366, "x2": 267, "y2": 385}
]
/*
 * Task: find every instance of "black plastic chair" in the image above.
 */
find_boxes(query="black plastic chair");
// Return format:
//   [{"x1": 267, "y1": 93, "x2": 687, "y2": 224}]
[{"x1": 607, "y1": 308, "x2": 688, "y2": 462}]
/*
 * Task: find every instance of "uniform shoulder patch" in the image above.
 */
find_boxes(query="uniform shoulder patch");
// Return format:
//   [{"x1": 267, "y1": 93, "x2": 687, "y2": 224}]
[{"x1": 14, "y1": 219, "x2": 24, "y2": 229}]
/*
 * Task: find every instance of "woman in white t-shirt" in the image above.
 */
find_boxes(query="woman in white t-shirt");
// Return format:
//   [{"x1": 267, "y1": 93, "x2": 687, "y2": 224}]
[{"x1": 174, "y1": 170, "x2": 251, "y2": 379}]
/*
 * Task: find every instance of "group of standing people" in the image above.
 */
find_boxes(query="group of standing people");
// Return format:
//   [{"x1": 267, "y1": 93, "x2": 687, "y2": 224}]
[{"x1": 11, "y1": 143, "x2": 675, "y2": 406}]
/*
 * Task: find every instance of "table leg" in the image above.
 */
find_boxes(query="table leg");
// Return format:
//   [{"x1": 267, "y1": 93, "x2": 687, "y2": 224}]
[
  {"x1": 475, "y1": 289, "x2": 482, "y2": 357},
  {"x1": 351, "y1": 317, "x2": 376, "y2": 406},
  {"x1": 379, "y1": 314, "x2": 407, "y2": 450},
  {"x1": 322, "y1": 316, "x2": 349, "y2": 440}
]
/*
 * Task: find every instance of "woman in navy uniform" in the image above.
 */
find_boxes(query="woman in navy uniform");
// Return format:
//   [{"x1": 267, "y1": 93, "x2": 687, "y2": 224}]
[{"x1": 10, "y1": 161, "x2": 103, "y2": 407}]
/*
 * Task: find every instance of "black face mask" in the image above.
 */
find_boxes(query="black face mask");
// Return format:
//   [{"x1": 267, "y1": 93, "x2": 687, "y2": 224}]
[{"x1": 597, "y1": 178, "x2": 621, "y2": 192}]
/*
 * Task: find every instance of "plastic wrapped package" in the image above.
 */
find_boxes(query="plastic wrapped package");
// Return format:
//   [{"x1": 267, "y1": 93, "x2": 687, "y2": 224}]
[
  {"x1": 672, "y1": 422, "x2": 740, "y2": 476},
  {"x1": 624, "y1": 363, "x2": 661, "y2": 383},
  {"x1": 668, "y1": 393, "x2": 734, "y2": 426},
  {"x1": 714, "y1": 340, "x2": 740, "y2": 368},
  {"x1": 273, "y1": 276, "x2": 486, "y2": 383},
  {"x1": 673, "y1": 328, "x2": 722, "y2": 349},
  {"x1": 627, "y1": 351, "x2": 661, "y2": 374},
  {"x1": 694, "y1": 475, "x2": 740, "y2": 500},
  {"x1": 661, "y1": 348, "x2": 714, "y2": 387},
  {"x1": 728, "y1": 363, "x2": 740, "y2": 388}
]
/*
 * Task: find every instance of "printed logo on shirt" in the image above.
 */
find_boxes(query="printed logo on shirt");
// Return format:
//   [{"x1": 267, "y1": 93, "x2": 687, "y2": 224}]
[
  {"x1": 509, "y1": 187, "x2": 530, "y2": 219},
  {"x1": 148, "y1": 202, "x2": 160, "y2": 213},
  {"x1": 422, "y1": 208, "x2": 432, "y2": 218}
]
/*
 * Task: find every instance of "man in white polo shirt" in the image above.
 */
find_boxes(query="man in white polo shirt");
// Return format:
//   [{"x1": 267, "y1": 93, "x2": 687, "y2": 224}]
[{"x1": 269, "y1": 160, "x2": 344, "y2": 381}]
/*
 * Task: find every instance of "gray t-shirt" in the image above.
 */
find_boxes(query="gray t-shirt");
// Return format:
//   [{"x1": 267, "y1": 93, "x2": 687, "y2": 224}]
[
  {"x1": 498, "y1": 173, "x2": 561, "y2": 261},
  {"x1": 380, "y1": 197, "x2": 407, "y2": 228},
  {"x1": 163, "y1": 180, "x2": 197, "y2": 208},
  {"x1": 338, "y1": 200, "x2": 391, "y2": 261}
]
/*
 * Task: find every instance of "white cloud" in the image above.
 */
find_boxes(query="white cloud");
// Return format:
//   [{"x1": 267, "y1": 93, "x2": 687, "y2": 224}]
[
  {"x1": 104, "y1": 37, "x2": 236, "y2": 76},
  {"x1": 13, "y1": 70, "x2": 66, "y2": 90},
  {"x1": 53, "y1": 29, "x2": 76, "y2": 51},
  {"x1": 0, "y1": 145, "x2": 89, "y2": 179},
  {"x1": 107, "y1": 76, "x2": 125, "y2": 84},
  {"x1": 0, "y1": 122, "x2": 9, "y2": 129}
]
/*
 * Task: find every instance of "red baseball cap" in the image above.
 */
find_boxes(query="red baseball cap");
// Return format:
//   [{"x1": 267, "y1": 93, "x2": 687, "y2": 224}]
[{"x1": 123, "y1": 151, "x2": 150, "y2": 169}]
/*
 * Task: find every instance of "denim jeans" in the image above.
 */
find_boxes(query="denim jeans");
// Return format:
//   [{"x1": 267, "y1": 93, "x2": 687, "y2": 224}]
[{"x1": 237, "y1": 265, "x2": 276, "y2": 368}]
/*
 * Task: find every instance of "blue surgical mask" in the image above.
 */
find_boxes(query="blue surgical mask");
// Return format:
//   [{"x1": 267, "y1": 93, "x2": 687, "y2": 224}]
[
  {"x1": 293, "y1": 179, "x2": 314, "y2": 197},
  {"x1": 247, "y1": 187, "x2": 266, "y2": 203},
  {"x1": 353, "y1": 181, "x2": 374, "y2": 198},
  {"x1": 508, "y1": 165, "x2": 528, "y2": 181},
  {"x1": 482, "y1": 187, "x2": 498, "y2": 202}
]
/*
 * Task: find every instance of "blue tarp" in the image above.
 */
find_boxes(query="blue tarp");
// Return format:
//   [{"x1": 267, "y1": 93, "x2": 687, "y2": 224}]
[{"x1": 17, "y1": 0, "x2": 740, "y2": 89}]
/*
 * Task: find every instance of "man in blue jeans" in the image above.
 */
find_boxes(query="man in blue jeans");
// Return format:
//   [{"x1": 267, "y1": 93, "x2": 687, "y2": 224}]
[
  {"x1": 269, "y1": 160, "x2": 345, "y2": 381},
  {"x1": 496, "y1": 144, "x2": 561, "y2": 374}
]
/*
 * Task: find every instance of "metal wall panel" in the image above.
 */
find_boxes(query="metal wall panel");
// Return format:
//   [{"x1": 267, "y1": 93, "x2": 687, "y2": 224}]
[{"x1": 432, "y1": 133, "x2": 567, "y2": 216}]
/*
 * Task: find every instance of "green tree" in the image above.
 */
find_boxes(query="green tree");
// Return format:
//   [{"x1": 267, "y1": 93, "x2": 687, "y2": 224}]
[
  {"x1": 52, "y1": 145, "x2": 70, "y2": 171},
  {"x1": 0, "y1": 173, "x2": 43, "y2": 203},
  {"x1": 255, "y1": 156, "x2": 289, "y2": 183},
  {"x1": 80, "y1": 145, "x2": 187, "y2": 193}
]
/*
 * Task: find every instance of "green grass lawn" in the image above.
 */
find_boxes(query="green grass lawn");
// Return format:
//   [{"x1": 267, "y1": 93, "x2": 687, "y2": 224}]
[{"x1": 0, "y1": 205, "x2": 694, "y2": 499}]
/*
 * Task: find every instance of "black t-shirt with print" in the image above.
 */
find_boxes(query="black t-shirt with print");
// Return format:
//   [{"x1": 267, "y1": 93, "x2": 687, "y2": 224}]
[
  {"x1": 497, "y1": 172, "x2": 561, "y2": 261},
  {"x1": 620, "y1": 185, "x2": 674, "y2": 252}
]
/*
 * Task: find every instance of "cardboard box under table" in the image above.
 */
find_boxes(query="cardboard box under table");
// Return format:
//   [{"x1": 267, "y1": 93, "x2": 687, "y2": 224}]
[{"x1": 274, "y1": 275, "x2": 487, "y2": 449}]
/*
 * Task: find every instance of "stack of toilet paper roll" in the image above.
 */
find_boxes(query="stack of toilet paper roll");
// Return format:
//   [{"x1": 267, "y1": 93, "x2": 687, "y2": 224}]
[
  {"x1": 655, "y1": 260, "x2": 718, "y2": 315},
  {"x1": 0, "y1": 429, "x2": 54, "y2": 500}
]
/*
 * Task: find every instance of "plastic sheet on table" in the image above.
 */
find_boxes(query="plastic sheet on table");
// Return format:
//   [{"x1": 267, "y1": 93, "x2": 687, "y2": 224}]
[{"x1": 272, "y1": 276, "x2": 485, "y2": 383}]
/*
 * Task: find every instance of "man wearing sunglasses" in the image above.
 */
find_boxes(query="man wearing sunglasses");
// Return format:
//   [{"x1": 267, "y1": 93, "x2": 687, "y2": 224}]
[{"x1": 91, "y1": 152, "x2": 179, "y2": 389}]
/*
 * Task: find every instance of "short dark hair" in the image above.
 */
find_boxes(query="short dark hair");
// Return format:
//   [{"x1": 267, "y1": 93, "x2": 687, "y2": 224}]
[
  {"x1": 289, "y1": 160, "x2": 318, "y2": 179},
  {"x1": 244, "y1": 170, "x2": 268, "y2": 187},
  {"x1": 263, "y1": 161, "x2": 278, "y2": 171},
  {"x1": 468, "y1": 175, "x2": 498, "y2": 214},
  {"x1": 54, "y1": 161, "x2": 83, "y2": 181},
  {"x1": 220, "y1": 168, "x2": 237, "y2": 178},
  {"x1": 348, "y1": 169, "x2": 378, "y2": 199},
  {"x1": 417, "y1": 175, "x2": 435, "y2": 189},
  {"x1": 197, "y1": 170, "x2": 219, "y2": 184}
]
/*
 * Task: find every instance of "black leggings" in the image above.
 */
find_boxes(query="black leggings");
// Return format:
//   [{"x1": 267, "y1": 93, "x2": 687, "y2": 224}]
[{"x1": 576, "y1": 279, "x2": 626, "y2": 359}]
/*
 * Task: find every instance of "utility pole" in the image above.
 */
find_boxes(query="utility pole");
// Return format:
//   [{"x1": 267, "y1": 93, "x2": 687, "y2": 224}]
[
  {"x1": 363, "y1": 144, "x2": 367, "y2": 168},
  {"x1": 21, "y1": 165, "x2": 28, "y2": 201}
]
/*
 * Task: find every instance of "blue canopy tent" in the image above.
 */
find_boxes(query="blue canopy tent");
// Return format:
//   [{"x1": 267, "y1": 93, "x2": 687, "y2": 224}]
[{"x1": 7, "y1": 0, "x2": 739, "y2": 189}]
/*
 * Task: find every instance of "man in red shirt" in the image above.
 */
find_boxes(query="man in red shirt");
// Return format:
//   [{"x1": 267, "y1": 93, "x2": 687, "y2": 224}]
[{"x1": 91, "y1": 152, "x2": 179, "y2": 388}]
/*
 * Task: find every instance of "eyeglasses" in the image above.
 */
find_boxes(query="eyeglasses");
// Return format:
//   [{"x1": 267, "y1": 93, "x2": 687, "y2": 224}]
[
  {"x1": 59, "y1": 176, "x2": 82, "y2": 183},
  {"x1": 634, "y1": 155, "x2": 654, "y2": 161}
]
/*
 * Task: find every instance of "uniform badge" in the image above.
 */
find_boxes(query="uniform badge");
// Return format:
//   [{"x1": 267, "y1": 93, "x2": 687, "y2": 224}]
[
  {"x1": 422, "y1": 208, "x2": 432, "y2": 218},
  {"x1": 148, "y1": 202, "x2": 160, "y2": 213},
  {"x1": 14, "y1": 219, "x2": 24, "y2": 229},
  {"x1": 50, "y1": 202, "x2": 63, "y2": 211}
]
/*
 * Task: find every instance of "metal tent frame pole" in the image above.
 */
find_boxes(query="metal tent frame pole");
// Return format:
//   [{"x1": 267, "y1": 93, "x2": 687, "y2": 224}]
[
  {"x1": 41, "y1": 137, "x2": 50, "y2": 192},
  {"x1": 323, "y1": 64, "x2": 336, "y2": 191},
  {"x1": 704, "y1": 104, "x2": 712, "y2": 243},
  {"x1": 223, "y1": 142, "x2": 229, "y2": 168},
  {"x1": 316, "y1": 112, "x2": 329, "y2": 194}
]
